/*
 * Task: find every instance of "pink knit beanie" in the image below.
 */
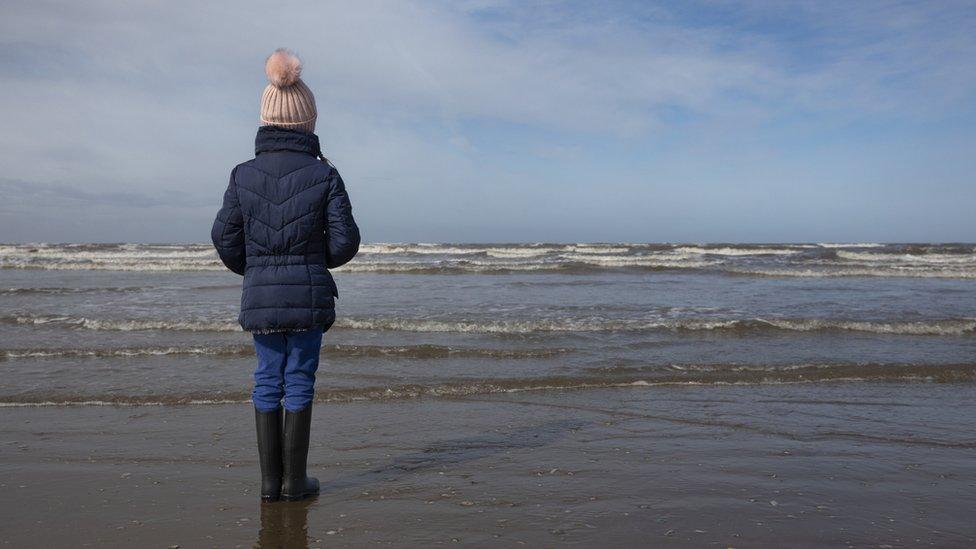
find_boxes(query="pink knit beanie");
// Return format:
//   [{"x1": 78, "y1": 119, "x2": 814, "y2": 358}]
[{"x1": 260, "y1": 49, "x2": 317, "y2": 134}]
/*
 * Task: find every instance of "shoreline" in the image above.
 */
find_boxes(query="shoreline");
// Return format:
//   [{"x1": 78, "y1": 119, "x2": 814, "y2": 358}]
[{"x1": 3, "y1": 372, "x2": 976, "y2": 409}]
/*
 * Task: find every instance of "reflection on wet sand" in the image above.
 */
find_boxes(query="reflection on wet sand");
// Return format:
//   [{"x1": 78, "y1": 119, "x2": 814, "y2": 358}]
[
  {"x1": 321, "y1": 418, "x2": 585, "y2": 492},
  {"x1": 256, "y1": 500, "x2": 313, "y2": 549}
]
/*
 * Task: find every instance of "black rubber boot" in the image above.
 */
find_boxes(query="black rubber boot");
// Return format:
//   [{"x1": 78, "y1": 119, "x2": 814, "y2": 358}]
[
  {"x1": 281, "y1": 404, "x2": 320, "y2": 501},
  {"x1": 255, "y1": 407, "x2": 283, "y2": 502}
]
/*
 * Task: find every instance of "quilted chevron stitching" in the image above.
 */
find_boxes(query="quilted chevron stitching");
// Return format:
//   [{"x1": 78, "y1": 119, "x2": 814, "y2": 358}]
[{"x1": 247, "y1": 208, "x2": 317, "y2": 232}]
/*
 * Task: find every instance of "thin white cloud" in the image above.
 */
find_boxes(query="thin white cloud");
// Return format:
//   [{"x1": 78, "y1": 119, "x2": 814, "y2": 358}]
[{"x1": 0, "y1": 0, "x2": 973, "y2": 242}]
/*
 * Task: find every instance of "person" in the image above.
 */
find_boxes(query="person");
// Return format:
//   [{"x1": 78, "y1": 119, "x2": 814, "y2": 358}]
[{"x1": 211, "y1": 48, "x2": 360, "y2": 502}]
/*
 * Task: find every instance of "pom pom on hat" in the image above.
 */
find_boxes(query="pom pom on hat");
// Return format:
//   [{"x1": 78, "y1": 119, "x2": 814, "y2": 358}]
[
  {"x1": 260, "y1": 48, "x2": 317, "y2": 133},
  {"x1": 265, "y1": 48, "x2": 302, "y2": 88}
]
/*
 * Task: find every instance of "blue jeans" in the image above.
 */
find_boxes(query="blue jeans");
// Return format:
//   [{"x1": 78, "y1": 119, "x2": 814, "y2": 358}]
[{"x1": 252, "y1": 328, "x2": 323, "y2": 413}]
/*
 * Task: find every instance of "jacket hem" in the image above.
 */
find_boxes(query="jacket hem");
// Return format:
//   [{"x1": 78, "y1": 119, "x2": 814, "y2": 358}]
[{"x1": 248, "y1": 327, "x2": 314, "y2": 335}]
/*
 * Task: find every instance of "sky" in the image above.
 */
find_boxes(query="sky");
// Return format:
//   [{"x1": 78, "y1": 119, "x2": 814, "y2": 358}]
[{"x1": 0, "y1": 0, "x2": 974, "y2": 243}]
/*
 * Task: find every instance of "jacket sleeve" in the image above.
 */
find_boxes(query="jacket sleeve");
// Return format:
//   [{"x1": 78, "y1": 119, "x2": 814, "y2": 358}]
[
  {"x1": 324, "y1": 167, "x2": 361, "y2": 269},
  {"x1": 210, "y1": 168, "x2": 247, "y2": 276}
]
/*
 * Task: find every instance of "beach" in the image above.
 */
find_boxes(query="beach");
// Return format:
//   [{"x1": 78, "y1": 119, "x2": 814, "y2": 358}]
[
  {"x1": 3, "y1": 384, "x2": 975, "y2": 547},
  {"x1": 1, "y1": 242, "x2": 975, "y2": 547}
]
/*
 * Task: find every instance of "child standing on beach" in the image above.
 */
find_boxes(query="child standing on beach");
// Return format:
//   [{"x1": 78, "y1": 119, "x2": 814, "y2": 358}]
[{"x1": 211, "y1": 49, "x2": 360, "y2": 501}]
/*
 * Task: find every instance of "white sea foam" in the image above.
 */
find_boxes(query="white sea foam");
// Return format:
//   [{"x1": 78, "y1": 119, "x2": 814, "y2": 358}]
[
  {"x1": 0, "y1": 244, "x2": 222, "y2": 271},
  {"x1": 2, "y1": 243, "x2": 974, "y2": 278},
  {"x1": 334, "y1": 316, "x2": 976, "y2": 336},
  {"x1": 0, "y1": 245, "x2": 214, "y2": 259},
  {"x1": 835, "y1": 251, "x2": 976, "y2": 264},
  {"x1": 334, "y1": 260, "x2": 568, "y2": 273},
  {"x1": 361, "y1": 244, "x2": 577, "y2": 258},
  {"x1": 0, "y1": 261, "x2": 225, "y2": 271},
  {"x1": 675, "y1": 246, "x2": 800, "y2": 256},
  {"x1": 731, "y1": 267, "x2": 976, "y2": 279},
  {"x1": 6, "y1": 314, "x2": 240, "y2": 332},
  {"x1": 358, "y1": 244, "x2": 485, "y2": 255},
  {"x1": 6, "y1": 312, "x2": 974, "y2": 335},
  {"x1": 756, "y1": 318, "x2": 976, "y2": 336},
  {"x1": 360, "y1": 243, "x2": 637, "y2": 257},
  {"x1": 817, "y1": 243, "x2": 886, "y2": 248},
  {"x1": 556, "y1": 253, "x2": 717, "y2": 268},
  {"x1": 566, "y1": 245, "x2": 633, "y2": 254},
  {"x1": 485, "y1": 248, "x2": 557, "y2": 258},
  {"x1": 0, "y1": 346, "x2": 246, "y2": 359}
]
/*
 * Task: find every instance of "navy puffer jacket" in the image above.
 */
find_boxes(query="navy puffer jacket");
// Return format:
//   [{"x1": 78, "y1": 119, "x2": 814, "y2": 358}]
[{"x1": 211, "y1": 126, "x2": 360, "y2": 333}]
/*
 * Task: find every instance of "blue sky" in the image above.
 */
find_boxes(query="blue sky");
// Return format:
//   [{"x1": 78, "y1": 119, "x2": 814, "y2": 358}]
[{"x1": 0, "y1": 0, "x2": 973, "y2": 243}]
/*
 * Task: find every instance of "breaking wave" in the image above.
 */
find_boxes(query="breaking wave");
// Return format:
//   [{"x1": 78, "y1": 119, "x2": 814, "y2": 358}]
[
  {"x1": 726, "y1": 267, "x2": 976, "y2": 279},
  {"x1": 0, "y1": 286, "x2": 148, "y2": 295},
  {"x1": 835, "y1": 250, "x2": 976, "y2": 264},
  {"x1": 0, "y1": 343, "x2": 567, "y2": 361},
  {"x1": 2, "y1": 242, "x2": 974, "y2": 278},
  {"x1": 675, "y1": 246, "x2": 800, "y2": 256},
  {"x1": 6, "y1": 313, "x2": 973, "y2": 336},
  {"x1": 337, "y1": 316, "x2": 976, "y2": 336},
  {"x1": 2, "y1": 314, "x2": 240, "y2": 332}
]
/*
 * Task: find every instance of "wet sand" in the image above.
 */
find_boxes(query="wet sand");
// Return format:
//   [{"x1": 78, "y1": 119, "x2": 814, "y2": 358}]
[{"x1": 2, "y1": 383, "x2": 975, "y2": 548}]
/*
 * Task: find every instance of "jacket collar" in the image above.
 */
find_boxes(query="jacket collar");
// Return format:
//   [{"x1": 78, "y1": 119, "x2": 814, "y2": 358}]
[{"x1": 255, "y1": 126, "x2": 321, "y2": 157}]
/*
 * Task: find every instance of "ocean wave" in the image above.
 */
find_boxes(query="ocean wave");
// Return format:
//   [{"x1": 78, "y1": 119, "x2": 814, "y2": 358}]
[
  {"x1": 339, "y1": 254, "x2": 719, "y2": 273},
  {"x1": 0, "y1": 286, "x2": 148, "y2": 295},
  {"x1": 0, "y1": 243, "x2": 221, "y2": 271},
  {"x1": 2, "y1": 243, "x2": 974, "y2": 278},
  {"x1": 816, "y1": 242, "x2": 886, "y2": 248},
  {"x1": 743, "y1": 318, "x2": 976, "y2": 336},
  {"x1": 5, "y1": 313, "x2": 974, "y2": 336},
  {"x1": 334, "y1": 261, "x2": 976, "y2": 278},
  {"x1": 556, "y1": 252, "x2": 718, "y2": 268},
  {"x1": 0, "y1": 261, "x2": 223, "y2": 271},
  {"x1": 3, "y1": 362, "x2": 974, "y2": 407},
  {"x1": 728, "y1": 267, "x2": 976, "y2": 279},
  {"x1": 358, "y1": 244, "x2": 488, "y2": 255},
  {"x1": 336, "y1": 316, "x2": 976, "y2": 336},
  {"x1": 0, "y1": 345, "x2": 252, "y2": 359},
  {"x1": 358, "y1": 244, "x2": 631, "y2": 257},
  {"x1": 675, "y1": 246, "x2": 800, "y2": 256},
  {"x1": 5, "y1": 260, "x2": 970, "y2": 278},
  {"x1": 835, "y1": 251, "x2": 976, "y2": 264},
  {"x1": 1, "y1": 314, "x2": 240, "y2": 331},
  {"x1": 485, "y1": 248, "x2": 553, "y2": 258},
  {"x1": 565, "y1": 245, "x2": 634, "y2": 254},
  {"x1": 334, "y1": 260, "x2": 570, "y2": 274},
  {"x1": 0, "y1": 343, "x2": 567, "y2": 361}
]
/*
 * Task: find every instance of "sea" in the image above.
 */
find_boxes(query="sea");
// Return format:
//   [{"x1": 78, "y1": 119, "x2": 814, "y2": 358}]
[{"x1": 1, "y1": 242, "x2": 974, "y2": 406}]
